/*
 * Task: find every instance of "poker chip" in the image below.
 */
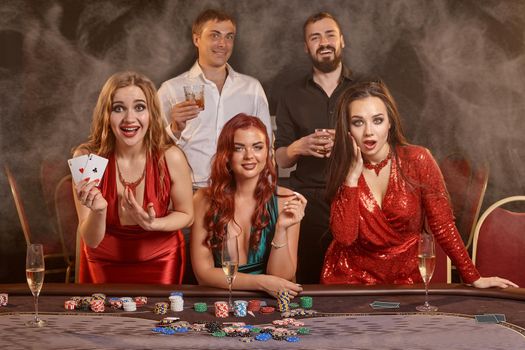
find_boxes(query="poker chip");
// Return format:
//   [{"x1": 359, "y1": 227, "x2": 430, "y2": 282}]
[
  {"x1": 297, "y1": 327, "x2": 310, "y2": 335},
  {"x1": 214, "y1": 301, "x2": 229, "y2": 318},
  {"x1": 247, "y1": 300, "x2": 261, "y2": 312},
  {"x1": 64, "y1": 300, "x2": 76, "y2": 310},
  {"x1": 90, "y1": 299, "x2": 105, "y2": 313},
  {"x1": 212, "y1": 331, "x2": 226, "y2": 337},
  {"x1": 169, "y1": 293, "x2": 184, "y2": 312},
  {"x1": 277, "y1": 290, "x2": 291, "y2": 312},
  {"x1": 299, "y1": 296, "x2": 313, "y2": 309},
  {"x1": 109, "y1": 298, "x2": 123, "y2": 309},
  {"x1": 286, "y1": 336, "x2": 300, "y2": 342},
  {"x1": 134, "y1": 296, "x2": 147, "y2": 306},
  {"x1": 70, "y1": 296, "x2": 83, "y2": 309},
  {"x1": 255, "y1": 333, "x2": 272, "y2": 341},
  {"x1": 154, "y1": 302, "x2": 169, "y2": 315},
  {"x1": 250, "y1": 327, "x2": 261, "y2": 333},
  {"x1": 289, "y1": 302, "x2": 300, "y2": 309},
  {"x1": 239, "y1": 337, "x2": 254, "y2": 342},
  {"x1": 81, "y1": 297, "x2": 93, "y2": 311},
  {"x1": 91, "y1": 293, "x2": 106, "y2": 303},
  {"x1": 233, "y1": 300, "x2": 248, "y2": 317},
  {"x1": 123, "y1": 301, "x2": 137, "y2": 312},
  {"x1": 260, "y1": 306, "x2": 275, "y2": 314},
  {"x1": 194, "y1": 302, "x2": 207, "y2": 312}
]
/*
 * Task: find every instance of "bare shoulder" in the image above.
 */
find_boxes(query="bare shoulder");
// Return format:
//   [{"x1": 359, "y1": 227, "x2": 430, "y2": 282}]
[{"x1": 164, "y1": 145, "x2": 188, "y2": 165}]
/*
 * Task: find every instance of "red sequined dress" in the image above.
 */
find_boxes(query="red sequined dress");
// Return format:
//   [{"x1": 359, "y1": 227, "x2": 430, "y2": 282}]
[
  {"x1": 321, "y1": 145, "x2": 480, "y2": 285},
  {"x1": 78, "y1": 153, "x2": 185, "y2": 284}
]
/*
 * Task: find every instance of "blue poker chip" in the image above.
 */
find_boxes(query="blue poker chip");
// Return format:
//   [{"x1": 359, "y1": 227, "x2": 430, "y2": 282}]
[
  {"x1": 243, "y1": 325, "x2": 254, "y2": 329},
  {"x1": 151, "y1": 327, "x2": 165, "y2": 333},
  {"x1": 255, "y1": 333, "x2": 272, "y2": 341},
  {"x1": 175, "y1": 327, "x2": 189, "y2": 333},
  {"x1": 286, "y1": 336, "x2": 300, "y2": 342}
]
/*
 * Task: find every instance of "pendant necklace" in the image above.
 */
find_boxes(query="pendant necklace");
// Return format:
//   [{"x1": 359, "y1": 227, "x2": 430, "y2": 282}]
[
  {"x1": 116, "y1": 158, "x2": 146, "y2": 196},
  {"x1": 363, "y1": 150, "x2": 392, "y2": 176}
]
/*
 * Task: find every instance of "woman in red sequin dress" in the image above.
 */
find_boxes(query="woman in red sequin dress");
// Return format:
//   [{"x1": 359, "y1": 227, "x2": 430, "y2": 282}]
[
  {"x1": 73, "y1": 72, "x2": 194, "y2": 284},
  {"x1": 321, "y1": 80, "x2": 517, "y2": 288}
]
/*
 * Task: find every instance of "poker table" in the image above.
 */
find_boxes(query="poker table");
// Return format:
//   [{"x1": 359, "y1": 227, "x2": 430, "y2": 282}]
[{"x1": 1, "y1": 283, "x2": 524, "y2": 349}]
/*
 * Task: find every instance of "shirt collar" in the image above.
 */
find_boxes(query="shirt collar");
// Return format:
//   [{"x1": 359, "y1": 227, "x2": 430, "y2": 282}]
[
  {"x1": 305, "y1": 64, "x2": 353, "y2": 87},
  {"x1": 188, "y1": 61, "x2": 237, "y2": 82}
]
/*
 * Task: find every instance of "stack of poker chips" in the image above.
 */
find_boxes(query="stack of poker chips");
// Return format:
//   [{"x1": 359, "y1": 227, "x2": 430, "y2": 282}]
[
  {"x1": 169, "y1": 292, "x2": 184, "y2": 312},
  {"x1": 90, "y1": 299, "x2": 105, "y2": 313},
  {"x1": 108, "y1": 297, "x2": 123, "y2": 309},
  {"x1": 122, "y1": 297, "x2": 137, "y2": 312},
  {"x1": 214, "y1": 301, "x2": 229, "y2": 318},
  {"x1": 194, "y1": 302, "x2": 207, "y2": 313},
  {"x1": 134, "y1": 296, "x2": 147, "y2": 307},
  {"x1": 233, "y1": 300, "x2": 248, "y2": 317},
  {"x1": 277, "y1": 290, "x2": 290, "y2": 312},
  {"x1": 70, "y1": 296, "x2": 83, "y2": 309},
  {"x1": 154, "y1": 302, "x2": 169, "y2": 315},
  {"x1": 91, "y1": 293, "x2": 106, "y2": 303},
  {"x1": 247, "y1": 300, "x2": 261, "y2": 312},
  {"x1": 299, "y1": 296, "x2": 313, "y2": 309},
  {"x1": 0, "y1": 293, "x2": 8, "y2": 306},
  {"x1": 64, "y1": 300, "x2": 76, "y2": 310},
  {"x1": 81, "y1": 297, "x2": 93, "y2": 311}
]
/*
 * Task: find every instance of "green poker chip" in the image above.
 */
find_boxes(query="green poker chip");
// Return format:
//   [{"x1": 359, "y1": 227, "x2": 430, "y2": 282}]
[
  {"x1": 194, "y1": 302, "x2": 207, "y2": 312},
  {"x1": 299, "y1": 296, "x2": 313, "y2": 309},
  {"x1": 212, "y1": 330, "x2": 226, "y2": 337}
]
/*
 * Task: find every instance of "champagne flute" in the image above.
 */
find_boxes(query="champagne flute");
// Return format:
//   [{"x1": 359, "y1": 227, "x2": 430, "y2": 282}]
[
  {"x1": 26, "y1": 244, "x2": 47, "y2": 327},
  {"x1": 221, "y1": 233, "x2": 239, "y2": 311},
  {"x1": 416, "y1": 233, "x2": 438, "y2": 312}
]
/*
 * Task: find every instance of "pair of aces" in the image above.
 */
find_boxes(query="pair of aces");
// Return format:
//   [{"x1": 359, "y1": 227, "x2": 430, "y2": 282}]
[{"x1": 68, "y1": 154, "x2": 108, "y2": 184}]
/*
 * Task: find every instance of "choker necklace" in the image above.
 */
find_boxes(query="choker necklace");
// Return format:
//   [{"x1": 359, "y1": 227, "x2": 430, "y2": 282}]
[
  {"x1": 116, "y1": 158, "x2": 146, "y2": 196},
  {"x1": 363, "y1": 151, "x2": 392, "y2": 176}
]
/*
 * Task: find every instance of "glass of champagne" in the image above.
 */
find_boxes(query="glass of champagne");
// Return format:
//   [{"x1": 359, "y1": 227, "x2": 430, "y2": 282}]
[
  {"x1": 26, "y1": 244, "x2": 47, "y2": 327},
  {"x1": 221, "y1": 233, "x2": 239, "y2": 311},
  {"x1": 416, "y1": 233, "x2": 438, "y2": 312}
]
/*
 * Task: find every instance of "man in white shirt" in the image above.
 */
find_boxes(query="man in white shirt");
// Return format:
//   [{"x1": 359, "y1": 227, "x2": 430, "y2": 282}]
[{"x1": 158, "y1": 9, "x2": 272, "y2": 188}]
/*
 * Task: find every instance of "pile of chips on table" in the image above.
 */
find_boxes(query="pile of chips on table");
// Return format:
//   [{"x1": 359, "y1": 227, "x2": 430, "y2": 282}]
[
  {"x1": 0, "y1": 293, "x2": 8, "y2": 306},
  {"x1": 151, "y1": 318, "x2": 311, "y2": 343},
  {"x1": 63, "y1": 293, "x2": 149, "y2": 313}
]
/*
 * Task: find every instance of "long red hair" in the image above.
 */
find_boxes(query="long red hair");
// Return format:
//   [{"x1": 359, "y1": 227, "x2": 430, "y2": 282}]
[{"x1": 204, "y1": 113, "x2": 277, "y2": 250}]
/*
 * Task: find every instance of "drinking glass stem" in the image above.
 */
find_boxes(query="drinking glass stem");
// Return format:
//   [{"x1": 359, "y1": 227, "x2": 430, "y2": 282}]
[
  {"x1": 228, "y1": 281, "x2": 233, "y2": 310},
  {"x1": 424, "y1": 282, "x2": 430, "y2": 307},
  {"x1": 33, "y1": 294, "x2": 39, "y2": 322}
]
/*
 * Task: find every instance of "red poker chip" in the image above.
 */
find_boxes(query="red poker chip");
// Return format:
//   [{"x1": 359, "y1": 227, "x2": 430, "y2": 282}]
[{"x1": 260, "y1": 306, "x2": 275, "y2": 314}]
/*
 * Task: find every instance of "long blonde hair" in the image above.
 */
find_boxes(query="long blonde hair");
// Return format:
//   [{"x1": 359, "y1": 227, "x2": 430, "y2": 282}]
[{"x1": 75, "y1": 71, "x2": 171, "y2": 186}]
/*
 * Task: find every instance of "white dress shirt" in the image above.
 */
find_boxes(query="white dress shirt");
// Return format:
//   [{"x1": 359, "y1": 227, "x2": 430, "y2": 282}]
[{"x1": 158, "y1": 62, "x2": 272, "y2": 188}]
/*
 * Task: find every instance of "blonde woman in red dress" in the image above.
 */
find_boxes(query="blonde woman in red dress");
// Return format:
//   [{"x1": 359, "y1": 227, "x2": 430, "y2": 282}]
[
  {"x1": 73, "y1": 71, "x2": 193, "y2": 284},
  {"x1": 321, "y1": 80, "x2": 517, "y2": 289}
]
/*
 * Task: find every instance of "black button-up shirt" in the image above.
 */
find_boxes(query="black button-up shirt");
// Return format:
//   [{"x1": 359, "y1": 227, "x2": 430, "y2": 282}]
[{"x1": 275, "y1": 66, "x2": 353, "y2": 190}]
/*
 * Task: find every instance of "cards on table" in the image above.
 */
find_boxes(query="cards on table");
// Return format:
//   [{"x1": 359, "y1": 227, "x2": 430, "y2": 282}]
[
  {"x1": 369, "y1": 301, "x2": 400, "y2": 309},
  {"x1": 67, "y1": 154, "x2": 108, "y2": 184},
  {"x1": 475, "y1": 313, "x2": 506, "y2": 324}
]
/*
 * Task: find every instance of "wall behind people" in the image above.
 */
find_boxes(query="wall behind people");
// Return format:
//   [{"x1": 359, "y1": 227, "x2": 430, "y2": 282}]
[{"x1": 1, "y1": 0, "x2": 524, "y2": 282}]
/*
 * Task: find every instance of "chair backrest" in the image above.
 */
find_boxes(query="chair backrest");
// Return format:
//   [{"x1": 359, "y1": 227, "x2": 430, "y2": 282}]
[
  {"x1": 472, "y1": 196, "x2": 525, "y2": 287},
  {"x1": 439, "y1": 153, "x2": 489, "y2": 249},
  {"x1": 54, "y1": 175, "x2": 78, "y2": 263},
  {"x1": 41, "y1": 156, "x2": 69, "y2": 221},
  {"x1": 5, "y1": 165, "x2": 32, "y2": 245}
]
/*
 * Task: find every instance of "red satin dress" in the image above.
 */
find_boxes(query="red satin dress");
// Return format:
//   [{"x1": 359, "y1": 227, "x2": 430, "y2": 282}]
[
  {"x1": 78, "y1": 154, "x2": 185, "y2": 284},
  {"x1": 321, "y1": 145, "x2": 480, "y2": 285}
]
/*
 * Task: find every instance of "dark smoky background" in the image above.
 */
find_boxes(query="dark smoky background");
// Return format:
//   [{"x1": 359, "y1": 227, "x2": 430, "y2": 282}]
[{"x1": 1, "y1": 0, "x2": 524, "y2": 282}]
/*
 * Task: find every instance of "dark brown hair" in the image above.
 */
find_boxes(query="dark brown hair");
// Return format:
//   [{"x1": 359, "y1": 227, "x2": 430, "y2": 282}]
[
  {"x1": 303, "y1": 12, "x2": 342, "y2": 40},
  {"x1": 326, "y1": 79, "x2": 409, "y2": 201}
]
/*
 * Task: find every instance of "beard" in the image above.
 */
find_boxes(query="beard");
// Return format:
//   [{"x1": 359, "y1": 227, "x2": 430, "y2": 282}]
[{"x1": 309, "y1": 44, "x2": 342, "y2": 73}]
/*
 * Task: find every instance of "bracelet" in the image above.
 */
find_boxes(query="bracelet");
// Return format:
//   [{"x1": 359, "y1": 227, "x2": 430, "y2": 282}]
[{"x1": 271, "y1": 240, "x2": 287, "y2": 249}]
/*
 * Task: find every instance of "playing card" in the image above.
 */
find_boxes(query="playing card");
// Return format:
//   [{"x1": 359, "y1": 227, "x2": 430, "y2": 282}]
[
  {"x1": 475, "y1": 314, "x2": 499, "y2": 323},
  {"x1": 81, "y1": 154, "x2": 108, "y2": 183},
  {"x1": 67, "y1": 154, "x2": 89, "y2": 183},
  {"x1": 493, "y1": 314, "x2": 506, "y2": 323},
  {"x1": 369, "y1": 301, "x2": 400, "y2": 309}
]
